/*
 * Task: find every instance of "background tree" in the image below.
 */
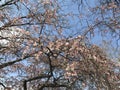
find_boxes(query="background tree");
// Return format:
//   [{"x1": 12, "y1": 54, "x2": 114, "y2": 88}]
[{"x1": 0, "y1": 0, "x2": 120, "y2": 90}]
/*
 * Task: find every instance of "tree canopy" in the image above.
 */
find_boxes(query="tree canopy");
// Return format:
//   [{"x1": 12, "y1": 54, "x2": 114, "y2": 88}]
[{"x1": 0, "y1": 0, "x2": 120, "y2": 90}]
